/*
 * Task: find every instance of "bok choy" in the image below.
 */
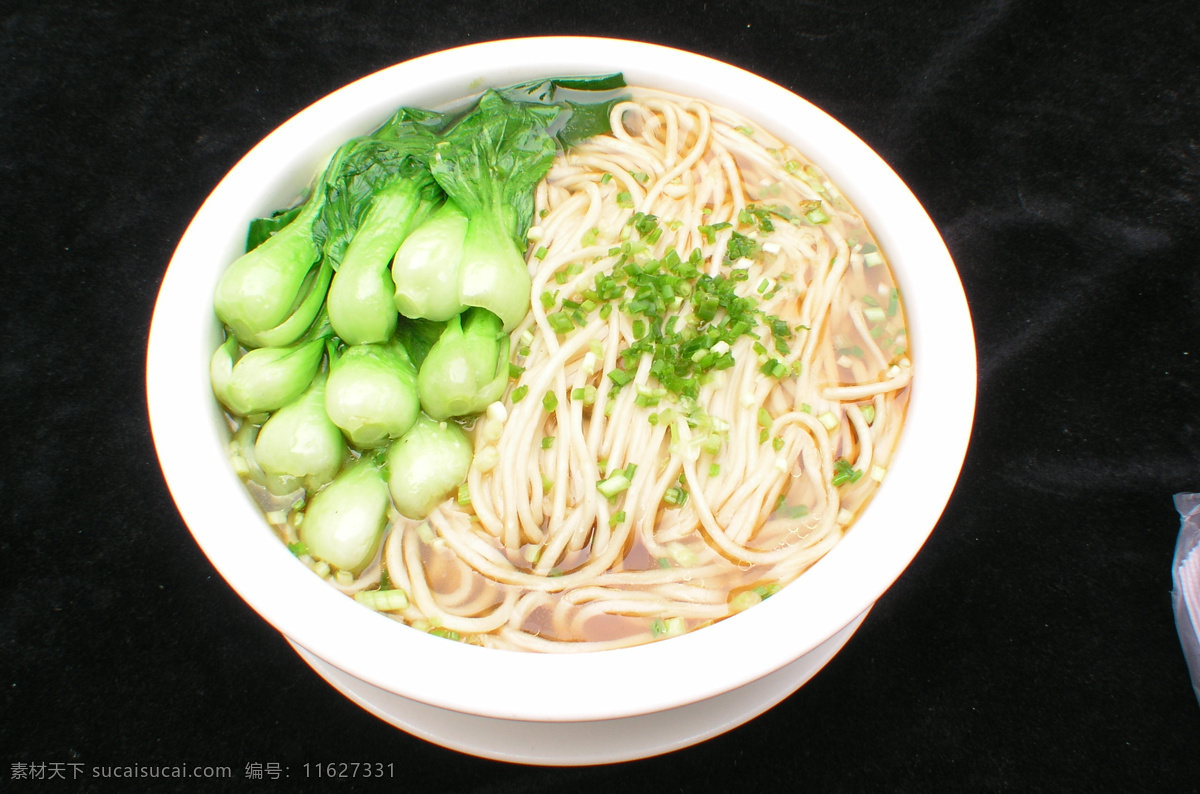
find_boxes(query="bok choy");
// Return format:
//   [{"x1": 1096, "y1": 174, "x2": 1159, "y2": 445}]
[
  {"x1": 210, "y1": 74, "x2": 628, "y2": 567},
  {"x1": 417, "y1": 308, "x2": 509, "y2": 420},
  {"x1": 210, "y1": 333, "x2": 327, "y2": 417},
  {"x1": 298, "y1": 453, "x2": 390, "y2": 574},
  {"x1": 392, "y1": 90, "x2": 561, "y2": 332},
  {"x1": 324, "y1": 338, "x2": 421, "y2": 448},
  {"x1": 212, "y1": 149, "x2": 349, "y2": 349},
  {"x1": 324, "y1": 112, "x2": 445, "y2": 345},
  {"x1": 254, "y1": 369, "x2": 347, "y2": 495},
  {"x1": 386, "y1": 414, "x2": 473, "y2": 520}
]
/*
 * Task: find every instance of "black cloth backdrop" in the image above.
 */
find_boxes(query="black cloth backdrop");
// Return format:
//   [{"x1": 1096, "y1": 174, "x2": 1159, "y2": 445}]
[{"x1": 4, "y1": 1, "x2": 1200, "y2": 790}]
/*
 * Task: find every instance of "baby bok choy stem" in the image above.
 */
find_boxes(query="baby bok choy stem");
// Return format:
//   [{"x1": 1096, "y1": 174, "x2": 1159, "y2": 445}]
[
  {"x1": 254, "y1": 369, "x2": 347, "y2": 496},
  {"x1": 298, "y1": 453, "x2": 390, "y2": 575},
  {"x1": 391, "y1": 199, "x2": 469, "y2": 322},
  {"x1": 210, "y1": 332, "x2": 327, "y2": 417},
  {"x1": 386, "y1": 414, "x2": 473, "y2": 520},
  {"x1": 323, "y1": 337, "x2": 421, "y2": 449},
  {"x1": 209, "y1": 74, "x2": 630, "y2": 576},
  {"x1": 212, "y1": 148, "x2": 351, "y2": 349},
  {"x1": 324, "y1": 115, "x2": 445, "y2": 345},
  {"x1": 392, "y1": 90, "x2": 561, "y2": 332},
  {"x1": 416, "y1": 308, "x2": 510, "y2": 421}
]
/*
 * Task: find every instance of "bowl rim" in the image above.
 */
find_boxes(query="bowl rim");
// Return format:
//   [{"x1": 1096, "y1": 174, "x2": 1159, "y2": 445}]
[{"x1": 146, "y1": 35, "x2": 976, "y2": 723}]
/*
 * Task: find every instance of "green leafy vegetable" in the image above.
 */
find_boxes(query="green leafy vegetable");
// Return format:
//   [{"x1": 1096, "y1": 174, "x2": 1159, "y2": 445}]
[
  {"x1": 324, "y1": 338, "x2": 421, "y2": 448},
  {"x1": 418, "y1": 90, "x2": 562, "y2": 331},
  {"x1": 386, "y1": 414, "x2": 474, "y2": 519},
  {"x1": 246, "y1": 205, "x2": 304, "y2": 253},
  {"x1": 213, "y1": 146, "x2": 355, "y2": 349},
  {"x1": 392, "y1": 315, "x2": 448, "y2": 370},
  {"x1": 322, "y1": 111, "x2": 446, "y2": 344},
  {"x1": 313, "y1": 108, "x2": 446, "y2": 270},
  {"x1": 254, "y1": 369, "x2": 347, "y2": 496},
  {"x1": 298, "y1": 454, "x2": 390, "y2": 574},
  {"x1": 325, "y1": 157, "x2": 442, "y2": 344},
  {"x1": 210, "y1": 333, "x2": 327, "y2": 417},
  {"x1": 391, "y1": 199, "x2": 470, "y2": 322},
  {"x1": 416, "y1": 308, "x2": 510, "y2": 420},
  {"x1": 496, "y1": 73, "x2": 628, "y2": 147}
]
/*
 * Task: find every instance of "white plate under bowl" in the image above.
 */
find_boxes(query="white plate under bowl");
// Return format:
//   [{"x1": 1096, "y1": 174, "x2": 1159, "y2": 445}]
[{"x1": 289, "y1": 609, "x2": 869, "y2": 765}]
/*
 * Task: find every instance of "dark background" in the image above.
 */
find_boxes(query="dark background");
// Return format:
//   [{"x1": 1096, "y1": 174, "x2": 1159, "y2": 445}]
[{"x1": 4, "y1": 1, "x2": 1200, "y2": 791}]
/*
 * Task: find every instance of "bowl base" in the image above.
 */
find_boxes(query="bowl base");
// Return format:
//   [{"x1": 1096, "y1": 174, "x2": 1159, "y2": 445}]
[{"x1": 287, "y1": 607, "x2": 869, "y2": 766}]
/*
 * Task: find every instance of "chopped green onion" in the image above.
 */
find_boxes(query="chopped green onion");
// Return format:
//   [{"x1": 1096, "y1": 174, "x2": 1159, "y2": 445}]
[
  {"x1": 753, "y1": 583, "x2": 782, "y2": 600},
  {"x1": 664, "y1": 486, "x2": 689, "y2": 507},
  {"x1": 832, "y1": 458, "x2": 864, "y2": 486},
  {"x1": 667, "y1": 541, "x2": 698, "y2": 567},
  {"x1": 542, "y1": 391, "x2": 558, "y2": 412},
  {"x1": 760, "y1": 358, "x2": 790, "y2": 379},
  {"x1": 634, "y1": 391, "x2": 660, "y2": 408},
  {"x1": 354, "y1": 588, "x2": 410, "y2": 612},
  {"x1": 546, "y1": 311, "x2": 575, "y2": 335},
  {"x1": 863, "y1": 306, "x2": 887, "y2": 324},
  {"x1": 597, "y1": 473, "x2": 631, "y2": 499},
  {"x1": 651, "y1": 617, "x2": 686, "y2": 637},
  {"x1": 607, "y1": 368, "x2": 634, "y2": 387},
  {"x1": 510, "y1": 384, "x2": 529, "y2": 403},
  {"x1": 729, "y1": 590, "x2": 761, "y2": 613},
  {"x1": 780, "y1": 503, "x2": 810, "y2": 519}
]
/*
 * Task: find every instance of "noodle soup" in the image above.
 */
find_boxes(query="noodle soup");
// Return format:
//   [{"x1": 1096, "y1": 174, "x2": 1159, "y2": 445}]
[{"x1": 237, "y1": 88, "x2": 910, "y2": 652}]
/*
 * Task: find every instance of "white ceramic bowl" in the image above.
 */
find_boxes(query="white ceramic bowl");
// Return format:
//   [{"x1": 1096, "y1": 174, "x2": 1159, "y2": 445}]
[{"x1": 146, "y1": 37, "x2": 975, "y2": 765}]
